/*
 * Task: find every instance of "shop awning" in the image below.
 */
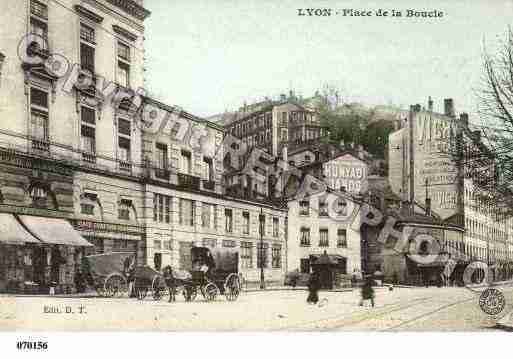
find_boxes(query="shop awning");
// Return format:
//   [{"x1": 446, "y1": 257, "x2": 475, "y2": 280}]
[
  {"x1": 18, "y1": 215, "x2": 93, "y2": 247},
  {"x1": 0, "y1": 213, "x2": 41, "y2": 245}
]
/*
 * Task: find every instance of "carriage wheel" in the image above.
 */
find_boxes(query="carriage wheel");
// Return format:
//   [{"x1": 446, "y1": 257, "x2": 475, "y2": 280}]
[
  {"x1": 104, "y1": 274, "x2": 127, "y2": 298},
  {"x1": 183, "y1": 285, "x2": 197, "y2": 302},
  {"x1": 96, "y1": 286, "x2": 105, "y2": 297},
  {"x1": 203, "y1": 282, "x2": 219, "y2": 302},
  {"x1": 224, "y1": 274, "x2": 241, "y2": 301},
  {"x1": 152, "y1": 275, "x2": 166, "y2": 301}
]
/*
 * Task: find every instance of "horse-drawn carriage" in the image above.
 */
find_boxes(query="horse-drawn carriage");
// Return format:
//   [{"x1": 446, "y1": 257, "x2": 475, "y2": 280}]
[
  {"x1": 80, "y1": 252, "x2": 134, "y2": 297},
  {"x1": 136, "y1": 246, "x2": 242, "y2": 302},
  {"x1": 80, "y1": 245, "x2": 242, "y2": 302}
]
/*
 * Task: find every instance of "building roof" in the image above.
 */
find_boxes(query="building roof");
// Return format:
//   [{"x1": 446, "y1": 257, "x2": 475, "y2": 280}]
[
  {"x1": 143, "y1": 96, "x2": 224, "y2": 131},
  {"x1": 209, "y1": 100, "x2": 319, "y2": 128}
]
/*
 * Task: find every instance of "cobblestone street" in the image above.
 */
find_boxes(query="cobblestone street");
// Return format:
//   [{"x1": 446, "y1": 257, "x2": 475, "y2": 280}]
[{"x1": 1, "y1": 286, "x2": 512, "y2": 331}]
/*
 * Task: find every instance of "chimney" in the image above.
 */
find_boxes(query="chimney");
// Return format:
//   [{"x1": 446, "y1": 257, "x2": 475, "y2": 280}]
[
  {"x1": 459, "y1": 113, "x2": 469, "y2": 127},
  {"x1": 413, "y1": 104, "x2": 421, "y2": 112},
  {"x1": 443, "y1": 98, "x2": 455, "y2": 118},
  {"x1": 428, "y1": 96, "x2": 433, "y2": 112}
]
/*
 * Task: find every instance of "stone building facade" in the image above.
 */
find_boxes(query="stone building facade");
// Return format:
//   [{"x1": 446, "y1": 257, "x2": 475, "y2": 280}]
[
  {"x1": 0, "y1": 0, "x2": 288, "y2": 293},
  {"x1": 386, "y1": 98, "x2": 513, "y2": 284},
  {"x1": 287, "y1": 190, "x2": 362, "y2": 289}
]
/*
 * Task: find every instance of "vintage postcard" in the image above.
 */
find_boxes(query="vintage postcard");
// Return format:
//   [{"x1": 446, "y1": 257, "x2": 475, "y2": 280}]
[{"x1": 1, "y1": 0, "x2": 513, "y2": 347}]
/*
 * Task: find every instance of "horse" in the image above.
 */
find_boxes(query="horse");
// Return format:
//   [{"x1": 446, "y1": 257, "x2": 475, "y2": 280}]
[{"x1": 162, "y1": 265, "x2": 177, "y2": 302}]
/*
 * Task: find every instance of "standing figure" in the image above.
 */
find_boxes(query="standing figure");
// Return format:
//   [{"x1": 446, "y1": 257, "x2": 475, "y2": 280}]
[
  {"x1": 124, "y1": 255, "x2": 136, "y2": 298},
  {"x1": 163, "y1": 266, "x2": 176, "y2": 302},
  {"x1": 359, "y1": 276, "x2": 375, "y2": 307},
  {"x1": 307, "y1": 271, "x2": 320, "y2": 304}
]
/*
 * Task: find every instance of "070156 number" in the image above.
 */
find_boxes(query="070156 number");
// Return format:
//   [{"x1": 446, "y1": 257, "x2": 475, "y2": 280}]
[{"x1": 16, "y1": 341, "x2": 48, "y2": 350}]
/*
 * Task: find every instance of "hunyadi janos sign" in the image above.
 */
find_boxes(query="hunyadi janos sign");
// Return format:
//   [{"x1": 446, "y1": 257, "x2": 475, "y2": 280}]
[{"x1": 322, "y1": 153, "x2": 368, "y2": 194}]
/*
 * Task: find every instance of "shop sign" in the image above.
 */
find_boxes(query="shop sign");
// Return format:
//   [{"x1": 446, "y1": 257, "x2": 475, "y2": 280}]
[{"x1": 72, "y1": 219, "x2": 144, "y2": 234}]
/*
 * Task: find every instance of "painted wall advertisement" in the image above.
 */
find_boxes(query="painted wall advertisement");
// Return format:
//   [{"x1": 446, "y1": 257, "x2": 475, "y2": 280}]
[
  {"x1": 413, "y1": 111, "x2": 460, "y2": 221},
  {"x1": 322, "y1": 154, "x2": 368, "y2": 194}
]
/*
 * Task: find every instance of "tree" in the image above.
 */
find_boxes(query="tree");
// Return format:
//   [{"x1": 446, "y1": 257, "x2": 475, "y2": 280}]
[{"x1": 475, "y1": 28, "x2": 513, "y2": 207}]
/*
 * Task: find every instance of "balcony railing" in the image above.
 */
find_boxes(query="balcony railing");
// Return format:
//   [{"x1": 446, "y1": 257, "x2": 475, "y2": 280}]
[
  {"x1": 203, "y1": 179, "x2": 215, "y2": 191},
  {"x1": 155, "y1": 167, "x2": 170, "y2": 180},
  {"x1": 82, "y1": 152, "x2": 96, "y2": 164},
  {"x1": 31, "y1": 138, "x2": 50, "y2": 152},
  {"x1": 119, "y1": 160, "x2": 132, "y2": 173},
  {"x1": 177, "y1": 173, "x2": 200, "y2": 191}
]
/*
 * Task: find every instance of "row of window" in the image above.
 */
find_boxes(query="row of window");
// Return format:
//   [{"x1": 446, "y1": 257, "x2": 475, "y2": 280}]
[
  {"x1": 300, "y1": 228, "x2": 348, "y2": 248},
  {"x1": 155, "y1": 145, "x2": 214, "y2": 179},
  {"x1": 240, "y1": 130, "x2": 271, "y2": 149},
  {"x1": 153, "y1": 194, "x2": 281, "y2": 236},
  {"x1": 241, "y1": 242, "x2": 282, "y2": 269},
  {"x1": 31, "y1": 94, "x2": 216, "y2": 178},
  {"x1": 80, "y1": 198, "x2": 132, "y2": 220},
  {"x1": 465, "y1": 218, "x2": 508, "y2": 243},
  {"x1": 463, "y1": 187, "x2": 508, "y2": 220},
  {"x1": 30, "y1": 1, "x2": 132, "y2": 88},
  {"x1": 230, "y1": 112, "x2": 272, "y2": 138},
  {"x1": 280, "y1": 111, "x2": 318, "y2": 126},
  {"x1": 29, "y1": 84, "x2": 134, "y2": 169},
  {"x1": 299, "y1": 199, "x2": 348, "y2": 217}
]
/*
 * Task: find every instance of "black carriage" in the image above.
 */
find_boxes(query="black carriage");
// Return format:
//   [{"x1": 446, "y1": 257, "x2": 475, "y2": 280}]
[
  {"x1": 133, "y1": 265, "x2": 168, "y2": 301},
  {"x1": 189, "y1": 246, "x2": 241, "y2": 301},
  {"x1": 140, "y1": 246, "x2": 241, "y2": 302}
]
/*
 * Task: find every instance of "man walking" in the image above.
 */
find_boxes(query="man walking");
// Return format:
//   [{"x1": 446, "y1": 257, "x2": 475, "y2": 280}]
[
  {"x1": 359, "y1": 275, "x2": 375, "y2": 307},
  {"x1": 307, "y1": 271, "x2": 320, "y2": 304}
]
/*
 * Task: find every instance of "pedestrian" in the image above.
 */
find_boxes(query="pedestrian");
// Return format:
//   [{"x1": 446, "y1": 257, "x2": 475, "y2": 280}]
[
  {"x1": 307, "y1": 271, "x2": 320, "y2": 304},
  {"x1": 124, "y1": 255, "x2": 136, "y2": 298},
  {"x1": 359, "y1": 276, "x2": 375, "y2": 307},
  {"x1": 74, "y1": 268, "x2": 85, "y2": 294}
]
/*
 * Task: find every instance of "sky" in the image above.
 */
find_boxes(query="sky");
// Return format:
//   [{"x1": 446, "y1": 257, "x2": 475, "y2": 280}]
[{"x1": 144, "y1": 0, "x2": 513, "y2": 121}]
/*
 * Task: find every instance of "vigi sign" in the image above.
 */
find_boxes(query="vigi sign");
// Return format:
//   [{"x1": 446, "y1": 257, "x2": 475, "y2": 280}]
[{"x1": 322, "y1": 153, "x2": 368, "y2": 193}]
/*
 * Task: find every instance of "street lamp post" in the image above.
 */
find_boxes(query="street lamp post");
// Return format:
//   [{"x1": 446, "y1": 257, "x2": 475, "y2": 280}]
[{"x1": 259, "y1": 208, "x2": 265, "y2": 290}]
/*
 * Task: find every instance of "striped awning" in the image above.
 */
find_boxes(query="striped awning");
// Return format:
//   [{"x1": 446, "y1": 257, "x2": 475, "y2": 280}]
[
  {"x1": 0, "y1": 213, "x2": 41, "y2": 245},
  {"x1": 18, "y1": 215, "x2": 93, "y2": 247}
]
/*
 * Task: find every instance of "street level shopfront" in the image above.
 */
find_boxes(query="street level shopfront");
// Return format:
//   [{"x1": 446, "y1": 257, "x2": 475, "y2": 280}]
[{"x1": 0, "y1": 214, "x2": 92, "y2": 294}]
